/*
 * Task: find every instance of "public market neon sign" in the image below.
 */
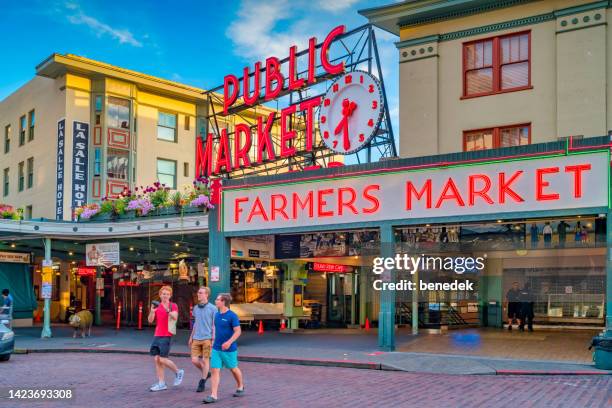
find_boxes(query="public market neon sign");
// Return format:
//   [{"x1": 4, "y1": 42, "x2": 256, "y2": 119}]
[{"x1": 196, "y1": 26, "x2": 346, "y2": 177}]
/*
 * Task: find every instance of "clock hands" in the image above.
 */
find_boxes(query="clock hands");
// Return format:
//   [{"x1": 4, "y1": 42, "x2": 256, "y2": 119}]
[{"x1": 334, "y1": 98, "x2": 357, "y2": 151}]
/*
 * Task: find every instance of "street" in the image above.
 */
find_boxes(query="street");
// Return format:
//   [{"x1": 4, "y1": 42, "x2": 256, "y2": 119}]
[{"x1": 0, "y1": 353, "x2": 610, "y2": 408}]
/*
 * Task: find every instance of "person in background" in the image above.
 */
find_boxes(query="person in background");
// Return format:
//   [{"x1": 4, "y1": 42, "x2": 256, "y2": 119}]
[
  {"x1": 189, "y1": 286, "x2": 216, "y2": 393},
  {"x1": 530, "y1": 223, "x2": 539, "y2": 249},
  {"x1": 506, "y1": 282, "x2": 521, "y2": 331},
  {"x1": 518, "y1": 282, "x2": 535, "y2": 332},
  {"x1": 1, "y1": 289, "x2": 13, "y2": 320},
  {"x1": 542, "y1": 222, "x2": 553, "y2": 248},
  {"x1": 557, "y1": 220, "x2": 568, "y2": 248},
  {"x1": 148, "y1": 285, "x2": 184, "y2": 392},
  {"x1": 202, "y1": 293, "x2": 244, "y2": 404}
]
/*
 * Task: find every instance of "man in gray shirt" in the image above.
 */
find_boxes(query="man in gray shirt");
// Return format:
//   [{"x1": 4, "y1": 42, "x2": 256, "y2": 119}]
[{"x1": 189, "y1": 286, "x2": 217, "y2": 393}]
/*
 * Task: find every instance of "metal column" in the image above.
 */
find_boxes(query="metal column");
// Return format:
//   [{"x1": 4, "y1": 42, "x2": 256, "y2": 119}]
[
  {"x1": 208, "y1": 206, "x2": 231, "y2": 300},
  {"x1": 41, "y1": 238, "x2": 52, "y2": 338},
  {"x1": 378, "y1": 223, "x2": 395, "y2": 350}
]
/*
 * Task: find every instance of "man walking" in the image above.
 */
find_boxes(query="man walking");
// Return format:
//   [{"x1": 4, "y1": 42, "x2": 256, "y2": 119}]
[
  {"x1": 506, "y1": 282, "x2": 521, "y2": 331},
  {"x1": 189, "y1": 287, "x2": 216, "y2": 392},
  {"x1": 202, "y1": 293, "x2": 244, "y2": 404},
  {"x1": 518, "y1": 282, "x2": 535, "y2": 332}
]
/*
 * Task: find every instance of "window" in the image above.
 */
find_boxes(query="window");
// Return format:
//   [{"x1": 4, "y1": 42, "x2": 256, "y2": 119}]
[
  {"x1": 94, "y1": 148, "x2": 102, "y2": 176},
  {"x1": 107, "y1": 148, "x2": 129, "y2": 180},
  {"x1": 3, "y1": 168, "x2": 8, "y2": 197},
  {"x1": 4, "y1": 125, "x2": 9, "y2": 154},
  {"x1": 28, "y1": 110, "x2": 35, "y2": 141},
  {"x1": 25, "y1": 205, "x2": 32, "y2": 220},
  {"x1": 463, "y1": 31, "x2": 530, "y2": 98},
  {"x1": 157, "y1": 158, "x2": 176, "y2": 189},
  {"x1": 19, "y1": 115, "x2": 26, "y2": 145},
  {"x1": 184, "y1": 115, "x2": 191, "y2": 131},
  {"x1": 18, "y1": 162, "x2": 24, "y2": 192},
  {"x1": 464, "y1": 124, "x2": 530, "y2": 151},
  {"x1": 157, "y1": 112, "x2": 177, "y2": 142},
  {"x1": 27, "y1": 157, "x2": 33, "y2": 188},
  {"x1": 183, "y1": 162, "x2": 189, "y2": 177},
  {"x1": 107, "y1": 97, "x2": 130, "y2": 129}
]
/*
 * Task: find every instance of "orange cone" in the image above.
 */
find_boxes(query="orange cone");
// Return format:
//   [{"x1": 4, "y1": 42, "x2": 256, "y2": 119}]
[
  {"x1": 280, "y1": 319, "x2": 286, "y2": 330},
  {"x1": 34, "y1": 310, "x2": 41, "y2": 323},
  {"x1": 258, "y1": 320, "x2": 264, "y2": 335},
  {"x1": 364, "y1": 317, "x2": 371, "y2": 331}
]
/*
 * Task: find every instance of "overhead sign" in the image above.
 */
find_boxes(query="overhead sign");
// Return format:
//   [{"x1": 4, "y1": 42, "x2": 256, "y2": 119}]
[
  {"x1": 56, "y1": 118, "x2": 66, "y2": 220},
  {"x1": 71, "y1": 121, "x2": 89, "y2": 214},
  {"x1": 86, "y1": 242, "x2": 120, "y2": 267},
  {"x1": 313, "y1": 262, "x2": 354, "y2": 273},
  {"x1": 222, "y1": 152, "x2": 609, "y2": 232},
  {"x1": 0, "y1": 251, "x2": 30, "y2": 264}
]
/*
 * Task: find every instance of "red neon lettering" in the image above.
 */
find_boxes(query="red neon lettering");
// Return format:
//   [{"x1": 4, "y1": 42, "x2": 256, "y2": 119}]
[
  {"x1": 288, "y1": 45, "x2": 305, "y2": 90},
  {"x1": 214, "y1": 128, "x2": 232, "y2": 174},
  {"x1": 317, "y1": 189, "x2": 334, "y2": 217},
  {"x1": 321, "y1": 25, "x2": 345, "y2": 75},
  {"x1": 435, "y1": 178, "x2": 465, "y2": 208},
  {"x1": 256, "y1": 112, "x2": 277, "y2": 163},
  {"x1": 233, "y1": 123, "x2": 252, "y2": 169},
  {"x1": 280, "y1": 105, "x2": 297, "y2": 157},
  {"x1": 242, "y1": 62, "x2": 261, "y2": 105},
  {"x1": 292, "y1": 191, "x2": 314, "y2": 218},
  {"x1": 299, "y1": 97, "x2": 321, "y2": 151},
  {"x1": 264, "y1": 57, "x2": 284, "y2": 100},
  {"x1": 338, "y1": 187, "x2": 358, "y2": 215},
  {"x1": 536, "y1": 167, "x2": 560, "y2": 201},
  {"x1": 247, "y1": 197, "x2": 269, "y2": 223},
  {"x1": 223, "y1": 74, "x2": 239, "y2": 115},
  {"x1": 234, "y1": 197, "x2": 249, "y2": 224},
  {"x1": 565, "y1": 164, "x2": 591, "y2": 198},
  {"x1": 406, "y1": 179, "x2": 432, "y2": 210},
  {"x1": 195, "y1": 134, "x2": 213, "y2": 177},
  {"x1": 270, "y1": 194, "x2": 289, "y2": 221},
  {"x1": 499, "y1": 171, "x2": 525, "y2": 203},
  {"x1": 363, "y1": 185, "x2": 380, "y2": 214},
  {"x1": 308, "y1": 37, "x2": 317, "y2": 84},
  {"x1": 468, "y1": 174, "x2": 494, "y2": 206}
]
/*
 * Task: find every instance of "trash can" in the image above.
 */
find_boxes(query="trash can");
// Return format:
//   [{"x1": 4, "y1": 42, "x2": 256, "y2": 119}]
[
  {"x1": 590, "y1": 335, "x2": 612, "y2": 370},
  {"x1": 487, "y1": 301, "x2": 501, "y2": 328}
]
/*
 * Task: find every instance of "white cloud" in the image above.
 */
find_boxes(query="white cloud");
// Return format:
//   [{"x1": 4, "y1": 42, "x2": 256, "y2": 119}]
[
  {"x1": 316, "y1": 0, "x2": 360, "y2": 12},
  {"x1": 66, "y1": 6, "x2": 142, "y2": 47}
]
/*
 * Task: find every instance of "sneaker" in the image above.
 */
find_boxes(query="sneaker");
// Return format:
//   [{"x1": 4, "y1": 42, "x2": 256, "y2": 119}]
[
  {"x1": 202, "y1": 395, "x2": 218, "y2": 404},
  {"x1": 174, "y1": 369, "x2": 184, "y2": 386},
  {"x1": 233, "y1": 388, "x2": 245, "y2": 397},
  {"x1": 196, "y1": 378, "x2": 206, "y2": 393},
  {"x1": 150, "y1": 382, "x2": 168, "y2": 392}
]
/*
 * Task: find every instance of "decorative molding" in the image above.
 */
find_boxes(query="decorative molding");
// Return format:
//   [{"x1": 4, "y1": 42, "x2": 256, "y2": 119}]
[
  {"x1": 555, "y1": 6, "x2": 607, "y2": 34},
  {"x1": 553, "y1": 0, "x2": 608, "y2": 17},
  {"x1": 441, "y1": 12, "x2": 553, "y2": 41},
  {"x1": 396, "y1": 34, "x2": 440, "y2": 49},
  {"x1": 399, "y1": 41, "x2": 439, "y2": 63}
]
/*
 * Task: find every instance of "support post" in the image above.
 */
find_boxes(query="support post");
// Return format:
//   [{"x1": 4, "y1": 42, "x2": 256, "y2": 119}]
[
  {"x1": 208, "y1": 206, "x2": 231, "y2": 301},
  {"x1": 378, "y1": 223, "x2": 395, "y2": 351},
  {"x1": 412, "y1": 270, "x2": 419, "y2": 335},
  {"x1": 95, "y1": 266, "x2": 102, "y2": 326},
  {"x1": 41, "y1": 238, "x2": 52, "y2": 338}
]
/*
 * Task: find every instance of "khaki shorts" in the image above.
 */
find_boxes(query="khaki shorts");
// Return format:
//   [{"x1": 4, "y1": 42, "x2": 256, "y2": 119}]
[{"x1": 191, "y1": 339, "x2": 212, "y2": 359}]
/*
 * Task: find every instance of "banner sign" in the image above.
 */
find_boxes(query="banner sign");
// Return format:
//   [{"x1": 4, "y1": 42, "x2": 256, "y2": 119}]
[
  {"x1": 71, "y1": 121, "x2": 89, "y2": 215},
  {"x1": 86, "y1": 242, "x2": 120, "y2": 267},
  {"x1": 41, "y1": 259, "x2": 53, "y2": 284},
  {"x1": 0, "y1": 251, "x2": 30, "y2": 264},
  {"x1": 223, "y1": 152, "x2": 609, "y2": 232},
  {"x1": 56, "y1": 119, "x2": 66, "y2": 220}
]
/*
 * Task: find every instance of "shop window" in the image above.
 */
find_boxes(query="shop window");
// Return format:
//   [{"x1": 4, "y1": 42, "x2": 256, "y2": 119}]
[
  {"x1": 3, "y1": 168, "x2": 8, "y2": 196},
  {"x1": 463, "y1": 124, "x2": 530, "y2": 151},
  {"x1": 28, "y1": 109, "x2": 35, "y2": 141},
  {"x1": 18, "y1": 161, "x2": 24, "y2": 192},
  {"x1": 157, "y1": 158, "x2": 176, "y2": 189},
  {"x1": 107, "y1": 97, "x2": 130, "y2": 129},
  {"x1": 157, "y1": 111, "x2": 177, "y2": 142},
  {"x1": 4, "y1": 124, "x2": 10, "y2": 154},
  {"x1": 107, "y1": 148, "x2": 129, "y2": 180},
  {"x1": 19, "y1": 115, "x2": 26, "y2": 146},
  {"x1": 463, "y1": 31, "x2": 530, "y2": 98},
  {"x1": 27, "y1": 157, "x2": 34, "y2": 188},
  {"x1": 25, "y1": 205, "x2": 32, "y2": 220}
]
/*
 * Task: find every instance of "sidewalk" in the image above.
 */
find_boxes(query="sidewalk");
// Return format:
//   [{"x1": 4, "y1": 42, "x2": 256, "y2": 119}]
[{"x1": 12, "y1": 325, "x2": 611, "y2": 376}]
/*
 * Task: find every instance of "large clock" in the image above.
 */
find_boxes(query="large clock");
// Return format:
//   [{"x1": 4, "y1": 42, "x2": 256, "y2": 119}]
[{"x1": 318, "y1": 70, "x2": 384, "y2": 155}]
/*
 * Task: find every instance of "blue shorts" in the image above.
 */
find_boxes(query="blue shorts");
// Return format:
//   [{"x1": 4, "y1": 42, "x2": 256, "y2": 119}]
[{"x1": 211, "y1": 348, "x2": 238, "y2": 369}]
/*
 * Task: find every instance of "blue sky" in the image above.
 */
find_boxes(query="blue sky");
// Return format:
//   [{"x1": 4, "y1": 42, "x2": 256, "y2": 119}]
[{"x1": 0, "y1": 0, "x2": 399, "y2": 136}]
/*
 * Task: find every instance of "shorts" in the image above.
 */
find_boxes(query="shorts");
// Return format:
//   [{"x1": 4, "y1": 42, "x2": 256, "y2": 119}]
[
  {"x1": 210, "y1": 348, "x2": 238, "y2": 369},
  {"x1": 507, "y1": 302, "x2": 520, "y2": 319},
  {"x1": 191, "y1": 339, "x2": 212, "y2": 359},
  {"x1": 150, "y1": 336, "x2": 172, "y2": 357}
]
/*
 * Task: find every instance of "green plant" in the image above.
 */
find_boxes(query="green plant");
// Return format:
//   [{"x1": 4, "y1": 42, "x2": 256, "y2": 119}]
[
  {"x1": 100, "y1": 200, "x2": 114, "y2": 214},
  {"x1": 150, "y1": 188, "x2": 169, "y2": 208},
  {"x1": 170, "y1": 191, "x2": 183, "y2": 208},
  {"x1": 114, "y1": 198, "x2": 127, "y2": 215}
]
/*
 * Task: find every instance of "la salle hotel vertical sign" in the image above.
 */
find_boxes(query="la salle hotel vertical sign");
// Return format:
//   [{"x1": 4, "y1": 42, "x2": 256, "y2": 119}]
[
  {"x1": 71, "y1": 121, "x2": 89, "y2": 217},
  {"x1": 56, "y1": 119, "x2": 65, "y2": 220}
]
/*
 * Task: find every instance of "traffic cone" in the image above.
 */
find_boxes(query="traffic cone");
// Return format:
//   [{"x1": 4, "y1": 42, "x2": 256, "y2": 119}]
[
  {"x1": 364, "y1": 317, "x2": 371, "y2": 331},
  {"x1": 258, "y1": 320, "x2": 264, "y2": 335},
  {"x1": 280, "y1": 319, "x2": 286, "y2": 330},
  {"x1": 34, "y1": 309, "x2": 41, "y2": 323}
]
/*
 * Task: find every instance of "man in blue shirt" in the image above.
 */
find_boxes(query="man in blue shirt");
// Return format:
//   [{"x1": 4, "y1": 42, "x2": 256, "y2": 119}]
[
  {"x1": 1, "y1": 289, "x2": 13, "y2": 313},
  {"x1": 202, "y1": 293, "x2": 244, "y2": 404}
]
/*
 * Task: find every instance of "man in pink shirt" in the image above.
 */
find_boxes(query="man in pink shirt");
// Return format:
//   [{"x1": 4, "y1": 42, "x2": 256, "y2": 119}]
[{"x1": 148, "y1": 286, "x2": 184, "y2": 391}]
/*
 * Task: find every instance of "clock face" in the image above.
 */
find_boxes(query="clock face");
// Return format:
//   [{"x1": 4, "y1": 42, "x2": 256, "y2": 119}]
[{"x1": 318, "y1": 71, "x2": 384, "y2": 155}]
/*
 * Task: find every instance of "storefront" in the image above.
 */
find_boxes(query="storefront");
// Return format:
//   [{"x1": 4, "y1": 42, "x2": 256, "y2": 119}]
[{"x1": 208, "y1": 137, "x2": 612, "y2": 349}]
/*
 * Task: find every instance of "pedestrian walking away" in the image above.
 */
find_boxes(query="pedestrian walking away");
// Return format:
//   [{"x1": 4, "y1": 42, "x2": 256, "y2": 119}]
[
  {"x1": 505, "y1": 282, "x2": 521, "y2": 331},
  {"x1": 202, "y1": 293, "x2": 244, "y2": 404},
  {"x1": 189, "y1": 286, "x2": 217, "y2": 393},
  {"x1": 518, "y1": 282, "x2": 535, "y2": 332},
  {"x1": 148, "y1": 285, "x2": 184, "y2": 392}
]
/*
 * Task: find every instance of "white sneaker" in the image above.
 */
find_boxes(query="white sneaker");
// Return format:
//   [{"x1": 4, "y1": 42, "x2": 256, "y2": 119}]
[
  {"x1": 173, "y1": 369, "x2": 184, "y2": 386},
  {"x1": 150, "y1": 382, "x2": 167, "y2": 392}
]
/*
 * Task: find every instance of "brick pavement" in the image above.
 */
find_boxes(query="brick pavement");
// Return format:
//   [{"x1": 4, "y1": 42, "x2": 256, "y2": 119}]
[{"x1": 0, "y1": 354, "x2": 610, "y2": 408}]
